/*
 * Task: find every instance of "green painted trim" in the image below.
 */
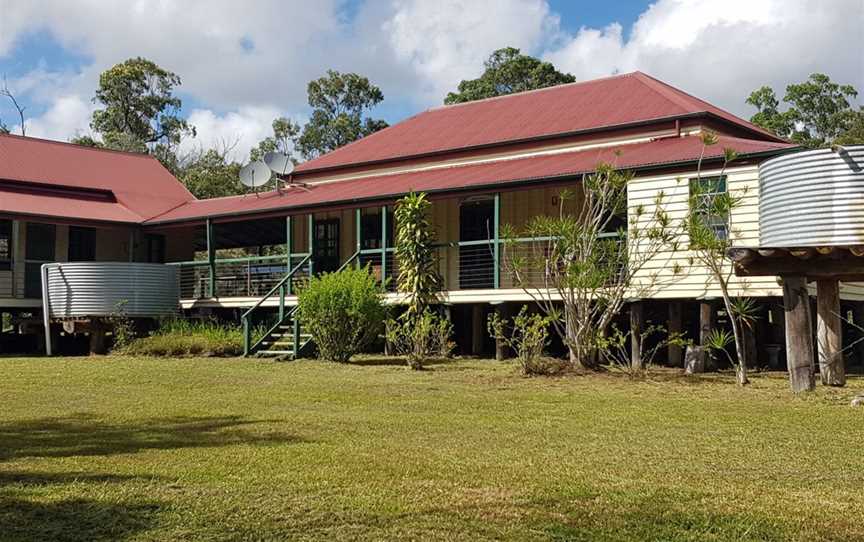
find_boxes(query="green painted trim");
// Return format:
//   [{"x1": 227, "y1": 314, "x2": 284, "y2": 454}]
[
  {"x1": 206, "y1": 218, "x2": 215, "y2": 297},
  {"x1": 308, "y1": 213, "x2": 315, "y2": 277},
  {"x1": 493, "y1": 192, "x2": 500, "y2": 289},
  {"x1": 355, "y1": 208, "x2": 362, "y2": 269},
  {"x1": 286, "y1": 215, "x2": 293, "y2": 296},
  {"x1": 380, "y1": 205, "x2": 388, "y2": 287}
]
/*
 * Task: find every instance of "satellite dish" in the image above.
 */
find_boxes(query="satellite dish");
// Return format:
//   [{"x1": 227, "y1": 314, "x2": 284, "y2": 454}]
[
  {"x1": 264, "y1": 152, "x2": 295, "y2": 176},
  {"x1": 239, "y1": 161, "x2": 272, "y2": 189}
]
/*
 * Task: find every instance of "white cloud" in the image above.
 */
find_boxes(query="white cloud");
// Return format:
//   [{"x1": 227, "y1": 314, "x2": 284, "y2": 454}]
[
  {"x1": 381, "y1": 0, "x2": 559, "y2": 101},
  {"x1": 545, "y1": 0, "x2": 864, "y2": 116},
  {"x1": 179, "y1": 106, "x2": 285, "y2": 163},
  {"x1": 2, "y1": 0, "x2": 862, "y2": 150},
  {"x1": 20, "y1": 94, "x2": 94, "y2": 141}
]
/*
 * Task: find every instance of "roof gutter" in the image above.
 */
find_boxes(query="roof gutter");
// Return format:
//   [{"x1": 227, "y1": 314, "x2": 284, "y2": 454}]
[{"x1": 144, "y1": 146, "x2": 797, "y2": 228}]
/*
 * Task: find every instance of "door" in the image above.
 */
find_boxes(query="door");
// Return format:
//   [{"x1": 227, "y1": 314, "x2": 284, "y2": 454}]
[
  {"x1": 24, "y1": 223, "x2": 56, "y2": 298},
  {"x1": 68, "y1": 226, "x2": 96, "y2": 261},
  {"x1": 314, "y1": 218, "x2": 340, "y2": 274},
  {"x1": 459, "y1": 198, "x2": 494, "y2": 289}
]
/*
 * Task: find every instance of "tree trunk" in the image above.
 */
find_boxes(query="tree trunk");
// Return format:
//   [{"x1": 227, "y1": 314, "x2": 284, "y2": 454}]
[
  {"x1": 782, "y1": 276, "x2": 816, "y2": 393},
  {"x1": 816, "y1": 280, "x2": 845, "y2": 386}
]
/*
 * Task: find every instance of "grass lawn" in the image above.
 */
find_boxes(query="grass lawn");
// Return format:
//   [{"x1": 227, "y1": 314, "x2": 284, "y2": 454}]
[{"x1": 1, "y1": 356, "x2": 863, "y2": 541}]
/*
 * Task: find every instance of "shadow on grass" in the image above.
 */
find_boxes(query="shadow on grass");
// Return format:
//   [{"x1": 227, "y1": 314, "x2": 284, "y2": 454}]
[
  {"x1": 347, "y1": 356, "x2": 476, "y2": 368},
  {"x1": 0, "y1": 415, "x2": 305, "y2": 461},
  {"x1": 0, "y1": 495, "x2": 161, "y2": 542}
]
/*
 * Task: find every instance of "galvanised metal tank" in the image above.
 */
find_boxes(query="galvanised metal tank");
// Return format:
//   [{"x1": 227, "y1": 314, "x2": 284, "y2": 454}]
[
  {"x1": 43, "y1": 262, "x2": 178, "y2": 318},
  {"x1": 759, "y1": 145, "x2": 864, "y2": 247}
]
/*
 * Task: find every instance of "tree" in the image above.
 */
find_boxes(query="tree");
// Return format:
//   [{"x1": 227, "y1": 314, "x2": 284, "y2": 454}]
[
  {"x1": 249, "y1": 117, "x2": 301, "y2": 163},
  {"x1": 444, "y1": 47, "x2": 575, "y2": 105},
  {"x1": 296, "y1": 70, "x2": 388, "y2": 159},
  {"x1": 176, "y1": 144, "x2": 244, "y2": 199},
  {"x1": 502, "y1": 163, "x2": 680, "y2": 369},
  {"x1": 89, "y1": 57, "x2": 195, "y2": 153},
  {"x1": 684, "y1": 132, "x2": 758, "y2": 386},
  {"x1": 747, "y1": 73, "x2": 862, "y2": 148}
]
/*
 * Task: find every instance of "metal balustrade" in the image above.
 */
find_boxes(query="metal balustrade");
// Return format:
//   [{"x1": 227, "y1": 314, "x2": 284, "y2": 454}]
[{"x1": 171, "y1": 234, "x2": 625, "y2": 301}]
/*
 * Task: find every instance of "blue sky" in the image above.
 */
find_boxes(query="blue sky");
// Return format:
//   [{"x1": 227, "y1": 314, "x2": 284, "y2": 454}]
[{"x1": 1, "y1": 0, "x2": 861, "y2": 161}]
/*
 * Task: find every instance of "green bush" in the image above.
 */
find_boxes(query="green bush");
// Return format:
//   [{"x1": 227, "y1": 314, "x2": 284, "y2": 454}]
[
  {"x1": 385, "y1": 310, "x2": 454, "y2": 369},
  {"x1": 297, "y1": 266, "x2": 386, "y2": 363},
  {"x1": 119, "y1": 319, "x2": 242, "y2": 357}
]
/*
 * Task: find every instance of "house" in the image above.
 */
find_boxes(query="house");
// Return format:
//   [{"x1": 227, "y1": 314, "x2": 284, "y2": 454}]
[{"x1": 2, "y1": 72, "x2": 860, "y2": 360}]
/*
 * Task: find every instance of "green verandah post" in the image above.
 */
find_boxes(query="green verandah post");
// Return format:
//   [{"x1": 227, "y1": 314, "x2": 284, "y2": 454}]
[
  {"x1": 206, "y1": 218, "x2": 215, "y2": 297},
  {"x1": 381, "y1": 205, "x2": 387, "y2": 287},
  {"x1": 493, "y1": 192, "x2": 500, "y2": 289},
  {"x1": 355, "y1": 208, "x2": 362, "y2": 269},
  {"x1": 308, "y1": 213, "x2": 315, "y2": 277},
  {"x1": 286, "y1": 215, "x2": 292, "y2": 295}
]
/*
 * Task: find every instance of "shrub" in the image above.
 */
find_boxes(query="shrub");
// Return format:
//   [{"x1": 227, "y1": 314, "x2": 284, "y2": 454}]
[
  {"x1": 119, "y1": 318, "x2": 243, "y2": 357},
  {"x1": 386, "y1": 309, "x2": 454, "y2": 369},
  {"x1": 488, "y1": 306, "x2": 557, "y2": 375},
  {"x1": 297, "y1": 266, "x2": 386, "y2": 363}
]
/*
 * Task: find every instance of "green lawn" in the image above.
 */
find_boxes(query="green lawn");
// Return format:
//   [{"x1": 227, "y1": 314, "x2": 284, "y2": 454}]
[{"x1": 1, "y1": 357, "x2": 862, "y2": 541}]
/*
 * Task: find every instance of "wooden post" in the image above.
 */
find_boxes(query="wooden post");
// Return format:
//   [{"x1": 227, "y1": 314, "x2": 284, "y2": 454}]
[
  {"x1": 667, "y1": 301, "x2": 683, "y2": 367},
  {"x1": 472, "y1": 304, "x2": 485, "y2": 357},
  {"x1": 630, "y1": 301, "x2": 644, "y2": 370},
  {"x1": 816, "y1": 280, "x2": 845, "y2": 386},
  {"x1": 854, "y1": 302, "x2": 864, "y2": 368},
  {"x1": 781, "y1": 276, "x2": 816, "y2": 393},
  {"x1": 699, "y1": 301, "x2": 714, "y2": 345},
  {"x1": 743, "y1": 323, "x2": 757, "y2": 368}
]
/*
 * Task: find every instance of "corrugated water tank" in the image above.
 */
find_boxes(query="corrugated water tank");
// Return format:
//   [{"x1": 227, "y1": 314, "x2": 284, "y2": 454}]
[
  {"x1": 759, "y1": 145, "x2": 864, "y2": 247},
  {"x1": 43, "y1": 262, "x2": 178, "y2": 318}
]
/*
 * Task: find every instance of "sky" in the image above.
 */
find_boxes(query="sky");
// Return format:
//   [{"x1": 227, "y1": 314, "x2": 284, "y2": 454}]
[{"x1": 0, "y1": 0, "x2": 862, "y2": 162}]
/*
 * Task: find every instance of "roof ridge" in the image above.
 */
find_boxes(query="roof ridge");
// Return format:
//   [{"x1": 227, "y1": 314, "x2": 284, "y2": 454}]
[
  {"x1": 426, "y1": 71, "x2": 640, "y2": 112},
  {"x1": 632, "y1": 72, "x2": 781, "y2": 139},
  {"x1": 0, "y1": 132, "x2": 163, "y2": 161}
]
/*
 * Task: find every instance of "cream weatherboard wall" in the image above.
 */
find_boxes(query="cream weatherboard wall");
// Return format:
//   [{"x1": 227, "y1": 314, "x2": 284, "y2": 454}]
[{"x1": 628, "y1": 164, "x2": 864, "y2": 301}]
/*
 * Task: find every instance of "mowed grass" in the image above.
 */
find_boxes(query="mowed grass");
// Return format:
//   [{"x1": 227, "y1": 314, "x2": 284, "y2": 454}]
[{"x1": 1, "y1": 357, "x2": 863, "y2": 541}]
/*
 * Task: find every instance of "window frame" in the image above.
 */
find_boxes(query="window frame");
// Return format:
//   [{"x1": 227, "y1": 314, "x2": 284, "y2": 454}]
[
  {"x1": 689, "y1": 175, "x2": 729, "y2": 241},
  {"x1": 0, "y1": 220, "x2": 11, "y2": 271}
]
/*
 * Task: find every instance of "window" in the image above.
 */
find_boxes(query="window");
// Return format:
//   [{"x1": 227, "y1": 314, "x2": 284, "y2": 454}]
[
  {"x1": 690, "y1": 176, "x2": 729, "y2": 240},
  {"x1": 68, "y1": 226, "x2": 96, "y2": 261},
  {"x1": 0, "y1": 220, "x2": 11, "y2": 271},
  {"x1": 360, "y1": 208, "x2": 394, "y2": 250},
  {"x1": 24, "y1": 223, "x2": 55, "y2": 299}
]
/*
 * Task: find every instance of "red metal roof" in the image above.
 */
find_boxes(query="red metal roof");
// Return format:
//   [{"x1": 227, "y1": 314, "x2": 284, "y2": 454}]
[
  {"x1": 0, "y1": 133, "x2": 194, "y2": 223},
  {"x1": 294, "y1": 72, "x2": 784, "y2": 174},
  {"x1": 147, "y1": 135, "x2": 795, "y2": 225}
]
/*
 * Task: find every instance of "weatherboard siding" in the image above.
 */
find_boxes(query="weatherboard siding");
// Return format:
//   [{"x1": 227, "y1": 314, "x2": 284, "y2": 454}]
[{"x1": 628, "y1": 165, "x2": 864, "y2": 301}]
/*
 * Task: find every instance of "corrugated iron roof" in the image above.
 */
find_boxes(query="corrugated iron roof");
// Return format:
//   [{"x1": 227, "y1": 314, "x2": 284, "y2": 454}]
[
  {"x1": 0, "y1": 133, "x2": 194, "y2": 222},
  {"x1": 147, "y1": 135, "x2": 795, "y2": 225},
  {"x1": 294, "y1": 72, "x2": 784, "y2": 174}
]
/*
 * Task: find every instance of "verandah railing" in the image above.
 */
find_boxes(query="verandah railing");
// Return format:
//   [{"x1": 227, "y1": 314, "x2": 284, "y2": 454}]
[{"x1": 169, "y1": 235, "x2": 624, "y2": 301}]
